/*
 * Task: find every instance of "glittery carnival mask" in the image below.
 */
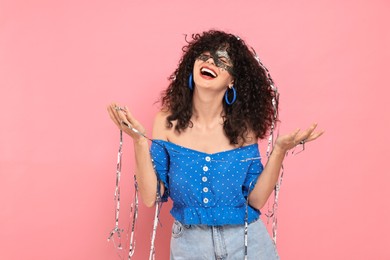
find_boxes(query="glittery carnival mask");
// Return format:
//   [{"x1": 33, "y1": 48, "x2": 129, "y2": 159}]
[{"x1": 197, "y1": 49, "x2": 234, "y2": 75}]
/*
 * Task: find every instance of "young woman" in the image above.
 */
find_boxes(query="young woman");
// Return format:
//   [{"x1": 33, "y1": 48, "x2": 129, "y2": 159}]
[{"x1": 108, "y1": 30, "x2": 322, "y2": 259}]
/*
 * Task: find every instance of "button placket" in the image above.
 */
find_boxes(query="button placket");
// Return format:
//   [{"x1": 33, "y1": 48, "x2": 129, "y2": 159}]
[{"x1": 202, "y1": 156, "x2": 211, "y2": 206}]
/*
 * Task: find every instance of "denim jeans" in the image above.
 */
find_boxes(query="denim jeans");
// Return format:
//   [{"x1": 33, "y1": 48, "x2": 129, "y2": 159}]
[{"x1": 170, "y1": 219, "x2": 279, "y2": 260}]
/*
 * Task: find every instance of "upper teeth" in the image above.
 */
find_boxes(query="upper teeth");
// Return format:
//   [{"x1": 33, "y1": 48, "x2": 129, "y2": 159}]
[{"x1": 201, "y1": 68, "x2": 217, "y2": 77}]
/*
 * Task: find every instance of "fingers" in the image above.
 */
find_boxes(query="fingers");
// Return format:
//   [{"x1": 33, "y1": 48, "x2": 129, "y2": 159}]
[
  {"x1": 123, "y1": 106, "x2": 138, "y2": 127},
  {"x1": 295, "y1": 123, "x2": 324, "y2": 144},
  {"x1": 107, "y1": 102, "x2": 130, "y2": 130},
  {"x1": 275, "y1": 123, "x2": 323, "y2": 152},
  {"x1": 107, "y1": 103, "x2": 122, "y2": 129},
  {"x1": 107, "y1": 103, "x2": 147, "y2": 140},
  {"x1": 291, "y1": 128, "x2": 301, "y2": 138},
  {"x1": 306, "y1": 129, "x2": 324, "y2": 142},
  {"x1": 295, "y1": 123, "x2": 316, "y2": 141}
]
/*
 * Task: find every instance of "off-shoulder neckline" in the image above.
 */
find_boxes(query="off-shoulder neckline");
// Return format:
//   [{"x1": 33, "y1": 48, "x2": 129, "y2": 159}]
[{"x1": 152, "y1": 139, "x2": 258, "y2": 156}]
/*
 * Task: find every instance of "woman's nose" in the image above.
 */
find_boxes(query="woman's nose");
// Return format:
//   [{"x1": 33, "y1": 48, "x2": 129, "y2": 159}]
[{"x1": 205, "y1": 56, "x2": 215, "y2": 65}]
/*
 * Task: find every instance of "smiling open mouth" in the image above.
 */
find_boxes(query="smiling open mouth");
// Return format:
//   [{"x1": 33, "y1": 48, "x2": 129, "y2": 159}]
[{"x1": 200, "y1": 67, "x2": 217, "y2": 78}]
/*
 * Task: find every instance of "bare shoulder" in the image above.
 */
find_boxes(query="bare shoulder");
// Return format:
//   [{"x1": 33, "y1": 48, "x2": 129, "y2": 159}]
[{"x1": 152, "y1": 110, "x2": 171, "y2": 140}]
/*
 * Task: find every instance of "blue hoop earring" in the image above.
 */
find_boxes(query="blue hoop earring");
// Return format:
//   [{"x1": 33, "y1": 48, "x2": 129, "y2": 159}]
[
  {"x1": 224, "y1": 86, "x2": 237, "y2": 105},
  {"x1": 188, "y1": 73, "x2": 193, "y2": 90}
]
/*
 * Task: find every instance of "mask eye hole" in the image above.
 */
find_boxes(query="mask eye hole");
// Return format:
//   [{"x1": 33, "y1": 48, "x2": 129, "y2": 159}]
[
  {"x1": 218, "y1": 57, "x2": 229, "y2": 65},
  {"x1": 197, "y1": 53, "x2": 211, "y2": 61}
]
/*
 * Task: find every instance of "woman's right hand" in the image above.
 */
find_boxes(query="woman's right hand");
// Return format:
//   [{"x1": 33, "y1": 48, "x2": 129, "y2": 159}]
[
  {"x1": 107, "y1": 102, "x2": 147, "y2": 143},
  {"x1": 108, "y1": 103, "x2": 161, "y2": 207}
]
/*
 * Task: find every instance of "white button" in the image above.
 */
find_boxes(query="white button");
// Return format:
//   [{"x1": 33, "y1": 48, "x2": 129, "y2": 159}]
[
  {"x1": 203, "y1": 198, "x2": 209, "y2": 203},
  {"x1": 203, "y1": 166, "x2": 209, "y2": 171},
  {"x1": 203, "y1": 187, "x2": 209, "y2": 192},
  {"x1": 202, "y1": 176, "x2": 208, "y2": 182},
  {"x1": 205, "y1": 156, "x2": 211, "y2": 162}
]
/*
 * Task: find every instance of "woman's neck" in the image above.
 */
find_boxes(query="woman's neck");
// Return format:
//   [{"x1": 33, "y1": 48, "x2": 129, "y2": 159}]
[{"x1": 192, "y1": 88, "x2": 225, "y2": 127}]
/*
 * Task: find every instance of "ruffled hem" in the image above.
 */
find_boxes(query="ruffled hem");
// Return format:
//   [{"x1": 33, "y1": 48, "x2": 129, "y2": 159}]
[{"x1": 171, "y1": 205, "x2": 260, "y2": 226}]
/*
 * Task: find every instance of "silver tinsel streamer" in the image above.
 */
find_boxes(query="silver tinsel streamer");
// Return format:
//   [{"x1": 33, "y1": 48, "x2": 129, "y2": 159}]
[
  {"x1": 244, "y1": 179, "x2": 256, "y2": 260},
  {"x1": 108, "y1": 122, "x2": 164, "y2": 259},
  {"x1": 107, "y1": 130, "x2": 124, "y2": 250},
  {"x1": 128, "y1": 176, "x2": 139, "y2": 259},
  {"x1": 149, "y1": 195, "x2": 161, "y2": 260},
  {"x1": 251, "y1": 47, "x2": 282, "y2": 245},
  {"x1": 265, "y1": 83, "x2": 282, "y2": 245}
]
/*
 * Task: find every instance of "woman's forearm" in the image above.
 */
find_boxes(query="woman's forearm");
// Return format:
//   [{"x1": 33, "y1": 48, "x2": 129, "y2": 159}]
[
  {"x1": 248, "y1": 124, "x2": 323, "y2": 210},
  {"x1": 248, "y1": 145, "x2": 286, "y2": 210},
  {"x1": 133, "y1": 138, "x2": 161, "y2": 207}
]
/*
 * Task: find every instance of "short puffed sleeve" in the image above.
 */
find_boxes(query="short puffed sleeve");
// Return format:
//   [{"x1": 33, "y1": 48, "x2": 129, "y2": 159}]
[
  {"x1": 150, "y1": 140, "x2": 169, "y2": 202},
  {"x1": 242, "y1": 157, "x2": 264, "y2": 199}
]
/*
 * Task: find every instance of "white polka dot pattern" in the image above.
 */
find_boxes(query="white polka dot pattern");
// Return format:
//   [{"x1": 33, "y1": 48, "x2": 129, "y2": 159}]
[{"x1": 150, "y1": 140, "x2": 264, "y2": 226}]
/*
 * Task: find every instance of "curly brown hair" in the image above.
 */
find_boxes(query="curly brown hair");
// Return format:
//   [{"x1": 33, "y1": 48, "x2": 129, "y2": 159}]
[{"x1": 161, "y1": 30, "x2": 278, "y2": 145}]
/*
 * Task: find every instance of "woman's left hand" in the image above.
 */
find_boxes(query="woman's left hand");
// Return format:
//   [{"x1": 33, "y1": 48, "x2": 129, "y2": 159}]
[{"x1": 274, "y1": 123, "x2": 324, "y2": 153}]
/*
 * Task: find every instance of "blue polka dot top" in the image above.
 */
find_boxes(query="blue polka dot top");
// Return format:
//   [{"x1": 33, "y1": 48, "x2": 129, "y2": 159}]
[{"x1": 150, "y1": 139, "x2": 264, "y2": 226}]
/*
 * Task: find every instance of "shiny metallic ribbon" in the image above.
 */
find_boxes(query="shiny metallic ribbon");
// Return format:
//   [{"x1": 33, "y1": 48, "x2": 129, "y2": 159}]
[
  {"x1": 149, "y1": 196, "x2": 161, "y2": 260},
  {"x1": 244, "y1": 179, "x2": 256, "y2": 260},
  {"x1": 108, "y1": 124, "x2": 164, "y2": 259},
  {"x1": 107, "y1": 130, "x2": 124, "y2": 250},
  {"x1": 149, "y1": 157, "x2": 164, "y2": 260},
  {"x1": 267, "y1": 83, "x2": 282, "y2": 245},
  {"x1": 128, "y1": 176, "x2": 139, "y2": 259},
  {"x1": 252, "y1": 47, "x2": 282, "y2": 245},
  {"x1": 121, "y1": 121, "x2": 164, "y2": 260}
]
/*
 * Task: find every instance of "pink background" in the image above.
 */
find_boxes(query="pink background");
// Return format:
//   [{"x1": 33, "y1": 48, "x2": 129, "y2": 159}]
[{"x1": 1, "y1": 0, "x2": 389, "y2": 259}]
